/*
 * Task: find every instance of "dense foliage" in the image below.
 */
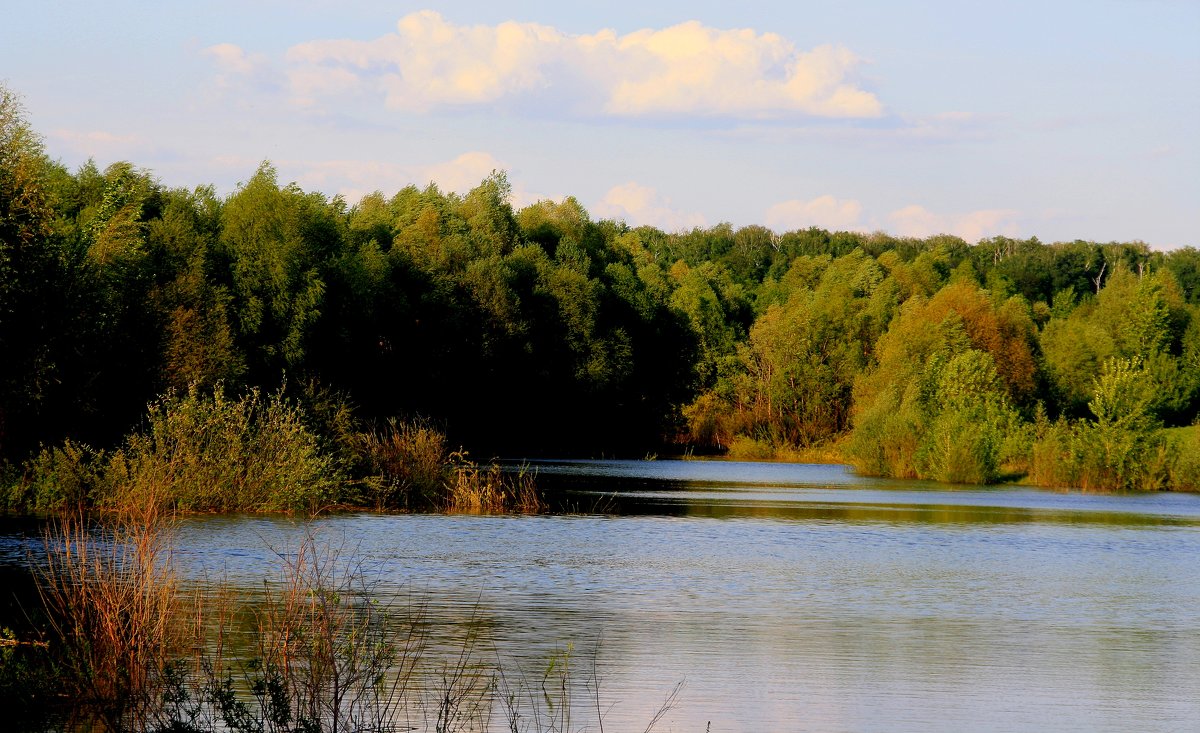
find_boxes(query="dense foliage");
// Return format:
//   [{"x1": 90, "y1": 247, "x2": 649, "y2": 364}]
[{"x1": 2, "y1": 86, "x2": 1198, "y2": 493}]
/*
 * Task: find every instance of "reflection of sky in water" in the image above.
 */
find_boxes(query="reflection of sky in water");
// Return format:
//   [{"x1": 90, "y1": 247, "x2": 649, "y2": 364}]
[{"x1": 2, "y1": 461, "x2": 1199, "y2": 732}]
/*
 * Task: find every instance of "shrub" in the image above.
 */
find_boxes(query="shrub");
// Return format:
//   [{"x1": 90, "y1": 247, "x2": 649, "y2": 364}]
[
  {"x1": 12, "y1": 440, "x2": 106, "y2": 511},
  {"x1": 106, "y1": 386, "x2": 342, "y2": 513},
  {"x1": 1027, "y1": 418, "x2": 1078, "y2": 489},
  {"x1": 847, "y1": 384, "x2": 923, "y2": 479},
  {"x1": 922, "y1": 407, "x2": 1000, "y2": 485},
  {"x1": 1168, "y1": 426, "x2": 1200, "y2": 490},
  {"x1": 726, "y1": 435, "x2": 776, "y2": 461}
]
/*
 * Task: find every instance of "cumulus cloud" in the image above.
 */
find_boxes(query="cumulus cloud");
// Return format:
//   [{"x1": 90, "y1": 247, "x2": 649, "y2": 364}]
[
  {"x1": 765, "y1": 195, "x2": 865, "y2": 231},
  {"x1": 204, "y1": 43, "x2": 262, "y2": 75},
  {"x1": 216, "y1": 10, "x2": 881, "y2": 119},
  {"x1": 593, "y1": 182, "x2": 706, "y2": 231},
  {"x1": 887, "y1": 204, "x2": 1020, "y2": 242}
]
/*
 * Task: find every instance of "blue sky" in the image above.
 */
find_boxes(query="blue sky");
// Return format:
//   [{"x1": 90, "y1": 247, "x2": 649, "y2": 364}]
[{"x1": 3, "y1": 1, "x2": 1197, "y2": 247}]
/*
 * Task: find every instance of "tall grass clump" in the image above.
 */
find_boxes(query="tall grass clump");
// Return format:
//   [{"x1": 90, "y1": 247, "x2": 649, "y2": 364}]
[
  {"x1": 354, "y1": 418, "x2": 448, "y2": 509},
  {"x1": 194, "y1": 533, "x2": 423, "y2": 733},
  {"x1": 444, "y1": 453, "x2": 542, "y2": 514},
  {"x1": 354, "y1": 419, "x2": 544, "y2": 513},
  {"x1": 29, "y1": 514, "x2": 675, "y2": 732},
  {"x1": 36, "y1": 504, "x2": 186, "y2": 732}
]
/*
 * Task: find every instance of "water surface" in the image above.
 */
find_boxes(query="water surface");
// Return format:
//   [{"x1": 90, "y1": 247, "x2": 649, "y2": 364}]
[{"x1": 4, "y1": 460, "x2": 1199, "y2": 732}]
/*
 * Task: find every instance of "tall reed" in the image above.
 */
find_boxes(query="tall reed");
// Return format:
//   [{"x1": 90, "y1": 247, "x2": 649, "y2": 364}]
[{"x1": 36, "y1": 501, "x2": 184, "y2": 732}]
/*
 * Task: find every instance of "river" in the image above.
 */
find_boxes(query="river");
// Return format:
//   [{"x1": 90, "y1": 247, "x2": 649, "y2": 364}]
[{"x1": 3, "y1": 459, "x2": 1199, "y2": 732}]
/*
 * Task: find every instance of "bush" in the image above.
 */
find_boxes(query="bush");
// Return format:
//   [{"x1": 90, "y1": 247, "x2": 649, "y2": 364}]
[
  {"x1": 11, "y1": 440, "x2": 105, "y2": 511},
  {"x1": 1027, "y1": 418, "x2": 1078, "y2": 489},
  {"x1": 726, "y1": 434, "x2": 776, "y2": 461},
  {"x1": 847, "y1": 384, "x2": 923, "y2": 479},
  {"x1": 922, "y1": 408, "x2": 1000, "y2": 485},
  {"x1": 105, "y1": 386, "x2": 342, "y2": 513},
  {"x1": 1168, "y1": 426, "x2": 1200, "y2": 490},
  {"x1": 11, "y1": 386, "x2": 343, "y2": 514}
]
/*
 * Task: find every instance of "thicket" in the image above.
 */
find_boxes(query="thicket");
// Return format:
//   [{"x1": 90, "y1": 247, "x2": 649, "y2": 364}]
[
  {"x1": 2, "y1": 84, "x2": 1198, "y2": 492},
  {"x1": 6, "y1": 386, "x2": 542, "y2": 514}
]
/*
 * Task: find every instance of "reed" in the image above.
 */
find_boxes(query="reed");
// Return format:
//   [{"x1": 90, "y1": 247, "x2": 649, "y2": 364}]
[
  {"x1": 354, "y1": 417, "x2": 448, "y2": 509},
  {"x1": 36, "y1": 502, "x2": 185, "y2": 732},
  {"x1": 30, "y1": 510, "x2": 679, "y2": 732},
  {"x1": 445, "y1": 454, "x2": 542, "y2": 514}
]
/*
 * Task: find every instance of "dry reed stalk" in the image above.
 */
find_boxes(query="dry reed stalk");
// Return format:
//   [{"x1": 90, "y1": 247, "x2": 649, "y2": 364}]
[{"x1": 37, "y1": 500, "x2": 184, "y2": 732}]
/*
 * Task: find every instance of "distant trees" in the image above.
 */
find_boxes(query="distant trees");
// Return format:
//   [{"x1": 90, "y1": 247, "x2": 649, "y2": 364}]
[{"x1": 1, "y1": 81, "x2": 1198, "y2": 489}]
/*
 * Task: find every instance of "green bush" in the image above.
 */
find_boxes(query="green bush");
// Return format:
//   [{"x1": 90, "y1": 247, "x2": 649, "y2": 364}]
[
  {"x1": 848, "y1": 384, "x2": 924, "y2": 479},
  {"x1": 105, "y1": 386, "x2": 342, "y2": 513},
  {"x1": 726, "y1": 434, "x2": 776, "y2": 461},
  {"x1": 1167, "y1": 426, "x2": 1200, "y2": 490},
  {"x1": 10, "y1": 440, "x2": 105, "y2": 511},
  {"x1": 11, "y1": 386, "x2": 343, "y2": 514},
  {"x1": 1027, "y1": 418, "x2": 1078, "y2": 489}
]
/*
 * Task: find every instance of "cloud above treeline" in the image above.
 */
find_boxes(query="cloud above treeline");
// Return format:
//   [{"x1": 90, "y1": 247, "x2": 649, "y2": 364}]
[
  {"x1": 766, "y1": 195, "x2": 1022, "y2": 242},
  {"x1": 593, "y1": 182, "x2": 707, "y2": 231},
  {"x1": 206, "y1": 10, "x2": 883, "y2": 120}
]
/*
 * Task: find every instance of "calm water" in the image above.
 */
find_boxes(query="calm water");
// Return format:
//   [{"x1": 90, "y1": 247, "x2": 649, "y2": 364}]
[{"x1": 4, "y1": 460, "x2": 1200, "y2": 732}]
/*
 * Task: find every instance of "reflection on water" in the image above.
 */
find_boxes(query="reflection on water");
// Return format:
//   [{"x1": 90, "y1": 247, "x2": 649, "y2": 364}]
[{"x1": 3, "y1": 460, "x2": 1200, "y2": 732}]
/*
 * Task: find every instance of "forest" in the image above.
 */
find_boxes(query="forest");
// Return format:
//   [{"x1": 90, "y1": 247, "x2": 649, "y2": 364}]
[{"x1": 3, "y1": 85, "x2": 1200, "y2": 507}]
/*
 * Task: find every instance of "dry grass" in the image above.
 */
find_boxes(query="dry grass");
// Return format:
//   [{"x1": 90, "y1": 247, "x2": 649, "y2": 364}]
[
  {"x1": 36, "y1": 502, "x2": 185, "y2": 732},
  {"x1": 32, "y1": 508, "x2": 680, "y2": 732},
  {"x1": 445, "y1": 454, "x2": 543, "y2": 514},
  {"x1": 355, "y1": 417, "x2": 448, "y2": 509}
]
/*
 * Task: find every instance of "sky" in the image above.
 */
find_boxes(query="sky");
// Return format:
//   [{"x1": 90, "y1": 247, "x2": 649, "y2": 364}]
[{"x1": 2, "y1": 0, "x2": 1197, "y2": 248}]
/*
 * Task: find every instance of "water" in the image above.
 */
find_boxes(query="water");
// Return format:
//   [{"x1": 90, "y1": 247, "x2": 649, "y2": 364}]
[{"x1": 4, "y1": 460, "x2": 1199, "y2": 732}]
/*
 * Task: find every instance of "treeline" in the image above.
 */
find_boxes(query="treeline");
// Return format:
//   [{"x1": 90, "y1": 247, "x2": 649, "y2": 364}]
[{"x1": 2, "y1": 87, "x2": 1199, "y2": 492}]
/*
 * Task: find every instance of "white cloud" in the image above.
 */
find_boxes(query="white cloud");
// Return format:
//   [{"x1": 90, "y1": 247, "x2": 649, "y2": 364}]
[
  {"x1": 203, "y1": 44, "x2": 276, "y2": 90},
  {"x1": 218, "y1": 11, "x2": 880, "y2": 120},
  {"x1": 593, "y1": 182, "x2": 706, "y2": 231},
  {"x1": 422, "y1": 151, "x2": 508, "y2": 194},
  {"x1": 765, "y1": 195, "x2": 865, "y2": 231},
  {"x1": 887, "y1": 204, "x2": 1020, "y2": 242},
  {"x1": 204, "y1": 43, "x2": 262, "y2": 75}
]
